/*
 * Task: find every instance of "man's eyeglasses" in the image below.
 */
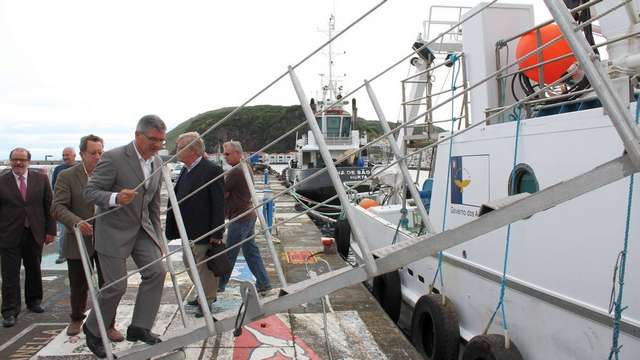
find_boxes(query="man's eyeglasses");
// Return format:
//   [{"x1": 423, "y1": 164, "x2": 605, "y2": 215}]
[
  {"x1": 141, "y1": 133, "x2": 166, "y2": 145},
  {"x1": 10, "y1": 158, "x2": 29, "y2": 163}
]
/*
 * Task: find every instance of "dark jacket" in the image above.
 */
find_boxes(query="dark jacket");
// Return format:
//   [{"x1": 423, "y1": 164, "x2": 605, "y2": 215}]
[
  {"x1": 165, "y1": 159, "x2": 225, "y2": 245},
  {"x1": 0, "y1": 170, "x2": 56, "y2": 248}
]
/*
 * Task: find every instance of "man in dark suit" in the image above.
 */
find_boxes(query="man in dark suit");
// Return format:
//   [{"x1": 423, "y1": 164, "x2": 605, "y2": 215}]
[
  {"x1": 165, "y1": 132, "x2": 225, "y2": 318},
  {"x1": 83, "y1": 115, "x2": 167, "y2": 358},
  {"x1": 0, "y1": 147, "x2": 56, "y2": 328}
]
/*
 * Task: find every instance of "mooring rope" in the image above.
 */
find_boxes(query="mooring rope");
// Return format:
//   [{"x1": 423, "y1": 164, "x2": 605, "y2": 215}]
[
  {"x1": 430, "y1": 54, "x2": 461, "y2": 295},
  {"x1": 483, "y1": 105, "x2": 523, "y2": 348},
  {"x1": 608, "y1": 99, "x2": 638, "y2": 359}
]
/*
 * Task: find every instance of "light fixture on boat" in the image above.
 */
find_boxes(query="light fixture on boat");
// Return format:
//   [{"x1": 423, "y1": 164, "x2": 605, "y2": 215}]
[
  {"x1": 412, "y1": 39, "x2": 435, "y2": 66},
  {"x1": 310, "y1": 98, "x2": 317, "y2": 113}
]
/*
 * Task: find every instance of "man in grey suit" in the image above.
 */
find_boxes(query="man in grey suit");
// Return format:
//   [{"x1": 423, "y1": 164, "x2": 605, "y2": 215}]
[{"x1": 83, "y1": 115, "x2": 167, "y2": 358}]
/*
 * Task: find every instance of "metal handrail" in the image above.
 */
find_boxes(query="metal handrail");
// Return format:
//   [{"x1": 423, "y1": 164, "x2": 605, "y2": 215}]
[{"x1": 495, "y1": 0, "x2": 603, "y2": 47}]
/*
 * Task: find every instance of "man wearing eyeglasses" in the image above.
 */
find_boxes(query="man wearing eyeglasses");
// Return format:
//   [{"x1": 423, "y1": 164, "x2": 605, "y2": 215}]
[
  {"x1": 82, "y1": 115, "x2": 167, "y2": 358},
  {"x1": 0, "y1": 148, "x2": 56, "y2": 328}
]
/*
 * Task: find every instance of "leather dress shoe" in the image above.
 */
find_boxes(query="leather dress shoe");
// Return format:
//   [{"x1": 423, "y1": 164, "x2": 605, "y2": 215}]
[
  {"x1": 194, "y1": 298, "x2": 217, "y2": 318},
  {"x1": 107, "y1": 326, "x2": 125, "y2": 342},
  {"x1": 67, "y1": 320, "x2": 83, "y2": 336},
  {"x1": 28, "y1": 304, "x2": 45, "y2": 313},
  {"x1": 126, "y1": 325, "x2": 162, "y2": 345},
  {"x1": 187, "y1": 299, "x2": 199, "y2": 306},
  {"x1": 3, "y1": 316, "x2": 16, "y2": 328},
  {"x1": 83, "y1": 324, "x2": 108, "y2": 359}
]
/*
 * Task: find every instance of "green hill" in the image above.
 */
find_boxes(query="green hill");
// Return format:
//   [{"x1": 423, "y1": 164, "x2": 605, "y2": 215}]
[{"x1": 166, "y1": 105, "x2": 401, "y2": 154}]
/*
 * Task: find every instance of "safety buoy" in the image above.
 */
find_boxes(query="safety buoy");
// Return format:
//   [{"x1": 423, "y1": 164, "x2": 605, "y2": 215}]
[
  {"x1": 462, "y1": 334, "x2": 523, "y2": 360},
  {"x1": 333, "y1": 218, "x2": 351, "y2": 260},
  {"x1": 410, "y1": 294, "x2": 460, "y2": 360},
  {"x1": 372, "y1": 270, "x2": 402, "y2": 323}
]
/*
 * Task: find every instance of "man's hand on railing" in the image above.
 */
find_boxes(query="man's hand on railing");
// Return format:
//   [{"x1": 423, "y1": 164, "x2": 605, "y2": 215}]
[
  {"x1": 116, "y1": 189, "x2": 137, "y2": 205},
  {"x1": 79, "y1": 222, "x2": 93, "y2": 236}
]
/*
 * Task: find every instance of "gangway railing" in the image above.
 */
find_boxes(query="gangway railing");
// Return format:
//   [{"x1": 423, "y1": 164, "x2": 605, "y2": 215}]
[{"x1": 65, "y1": 1, "x2": 640, "y2": 359}]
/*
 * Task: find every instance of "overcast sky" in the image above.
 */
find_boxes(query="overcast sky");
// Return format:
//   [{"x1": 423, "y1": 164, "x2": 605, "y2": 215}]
[{"x1": 0, "y1": 0, "x2": 549, "y2": 160}]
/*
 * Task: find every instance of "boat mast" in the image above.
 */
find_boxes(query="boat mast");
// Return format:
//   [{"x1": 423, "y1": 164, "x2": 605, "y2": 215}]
[{"x1": 328, "y1": 14, "x2": 336, "y2": 102}]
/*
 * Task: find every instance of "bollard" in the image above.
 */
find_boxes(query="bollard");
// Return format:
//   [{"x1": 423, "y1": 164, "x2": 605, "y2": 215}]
[
  {"x1": 321, "y1": 237, "x2": 337, "y2": 254},
  {"x1": 262, "y1": 188, "x2": 274, "y2": 233}
]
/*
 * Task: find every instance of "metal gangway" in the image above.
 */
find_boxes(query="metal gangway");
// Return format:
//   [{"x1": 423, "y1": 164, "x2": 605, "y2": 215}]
[{"x1": 70, "y1": 1, "x2": 640, "y2": 358}]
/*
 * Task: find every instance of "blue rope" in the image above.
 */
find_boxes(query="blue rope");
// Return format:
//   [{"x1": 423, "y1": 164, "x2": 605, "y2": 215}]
[
  {"x1": 608, "y1": 101, "x2": 639, "y2": 359},
  {"x1": 391, "y1": 208, "x2": 409, "y2": 245},
  {"x1": 431, "y1": 55, "x2": 461, "y2": 291},
  {"x1": 486, "y1": 106, "x2": 522, "y2": 333}
]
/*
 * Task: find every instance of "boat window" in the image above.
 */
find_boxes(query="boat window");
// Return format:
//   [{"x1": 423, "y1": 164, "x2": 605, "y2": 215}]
[
  {"x1": 315, "y1": 117, "x2": 323, "y2": 131},
  {"x1": 341, "y1": 116, "x2": 352, "y2": 137},
  {"x1": 508, "y1": 164, "x2": 539, "y2": 195},
  {"x1": 326, "y1": 116, "x2": 341, "y2": 137}
]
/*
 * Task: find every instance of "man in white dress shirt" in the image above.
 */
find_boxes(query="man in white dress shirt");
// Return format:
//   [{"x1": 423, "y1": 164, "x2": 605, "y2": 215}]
[{"x1": 82, "y1": 115, "x2": 167, "y2": 358}]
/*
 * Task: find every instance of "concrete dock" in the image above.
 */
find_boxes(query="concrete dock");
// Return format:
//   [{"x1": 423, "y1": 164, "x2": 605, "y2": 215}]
[{"x1": 18, "y1": 174, "x2": 422, "y2": 359}]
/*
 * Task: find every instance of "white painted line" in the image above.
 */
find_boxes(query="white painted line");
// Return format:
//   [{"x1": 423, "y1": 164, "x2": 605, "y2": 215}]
[{"x1": 0, "y1": 323, "x2": 67, "y2": 352}]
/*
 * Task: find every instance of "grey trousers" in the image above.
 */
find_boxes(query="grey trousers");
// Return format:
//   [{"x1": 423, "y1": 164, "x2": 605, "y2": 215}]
[
  {"x1": 185, "y1": 244, "x2": 218, "y2": 302},
  {"x1": 85, "y1": 230, "x2": 166, "y2": 333}
]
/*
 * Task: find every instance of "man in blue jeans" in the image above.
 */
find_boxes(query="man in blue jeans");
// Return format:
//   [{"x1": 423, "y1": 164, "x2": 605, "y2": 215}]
[{"x1": 218, "y1": 141, "x2": 271, "y2": 294}]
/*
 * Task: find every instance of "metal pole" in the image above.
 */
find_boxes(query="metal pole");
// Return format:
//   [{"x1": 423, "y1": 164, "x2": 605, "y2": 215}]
[
  {"x1": 241, "y1": 161, "x2": 288, "y2": 288},
  {"x1": 161, "y1": 166, "x2": 216, "y2": 335},
  {"x1": 544, "y1": 0, "x2": 640, "y2": 169},
  {"x1": 415, "y1": 151, "x2": 423, "y2": 185},
  {"x1": 535, "y1": 28, "x2": 546, "y2": 88},
  {"x1": 288, "y1": 66, "x2": 378, "y2": 276},
  {"x1": 73, "y1": 224, "x2": 114, "y2": 360},
  {"x1": 159, "y1": 232, "x2": 188, "y2": 327},
  {"x1": 366, "y1": 80, "x2": 436, "y2": 234}
]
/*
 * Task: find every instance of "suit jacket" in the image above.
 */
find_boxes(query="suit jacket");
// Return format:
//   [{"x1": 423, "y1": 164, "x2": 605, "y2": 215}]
[
  {"x1": 52, "y1": 164, "x2": 96, "y2": 259},
  {"x1": 0, "y1": 170, "x2": 56, "y2": 248},
  {"x1": 84, "y1": 142, "x2": 163, "y2": 258},
  {"x1": 165, "y1": 159, "x2": 225, "y2": 245}
]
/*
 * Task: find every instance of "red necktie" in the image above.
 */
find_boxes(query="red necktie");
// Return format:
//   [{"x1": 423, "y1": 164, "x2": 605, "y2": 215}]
[{"x1": 19, "y1": 176, "x2": 27, "y2": 201}]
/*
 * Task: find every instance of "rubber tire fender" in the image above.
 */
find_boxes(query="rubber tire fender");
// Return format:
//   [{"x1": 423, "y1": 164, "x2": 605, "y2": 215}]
[
  {"x1": 333, "y1": 218, "x2": 351, "y2": 260},
  {"x1": 462, "y1": 334, "x2": 523, "y2": 360},
  {"x1": 372, "y1": 270, "x2": 402, "y2": 323},
  {"x1": 410, "y1": 294, "x2": 460, "y2": 360}
]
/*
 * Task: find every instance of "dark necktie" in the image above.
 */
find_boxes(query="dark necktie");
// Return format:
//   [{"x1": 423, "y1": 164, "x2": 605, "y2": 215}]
[{"x1": 19, "y1": 176, "x2": 27, "y2": 201}]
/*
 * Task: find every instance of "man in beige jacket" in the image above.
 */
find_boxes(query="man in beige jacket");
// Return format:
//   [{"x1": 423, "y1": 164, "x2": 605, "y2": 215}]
[{"x1": 52, "y1": 135, "x2": 123, "y2": 341}]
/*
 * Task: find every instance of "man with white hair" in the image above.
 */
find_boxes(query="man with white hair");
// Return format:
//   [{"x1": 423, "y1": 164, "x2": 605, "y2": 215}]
[
  {"x1": 52, "y1": 146, "x2": 77, "y2": 264},
  {"x1": 165, "y1": 132, "x2": 225, "y2": 317},
  {"x1": 219, "y1": 140, "x2": 271, "y2": 294}
]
